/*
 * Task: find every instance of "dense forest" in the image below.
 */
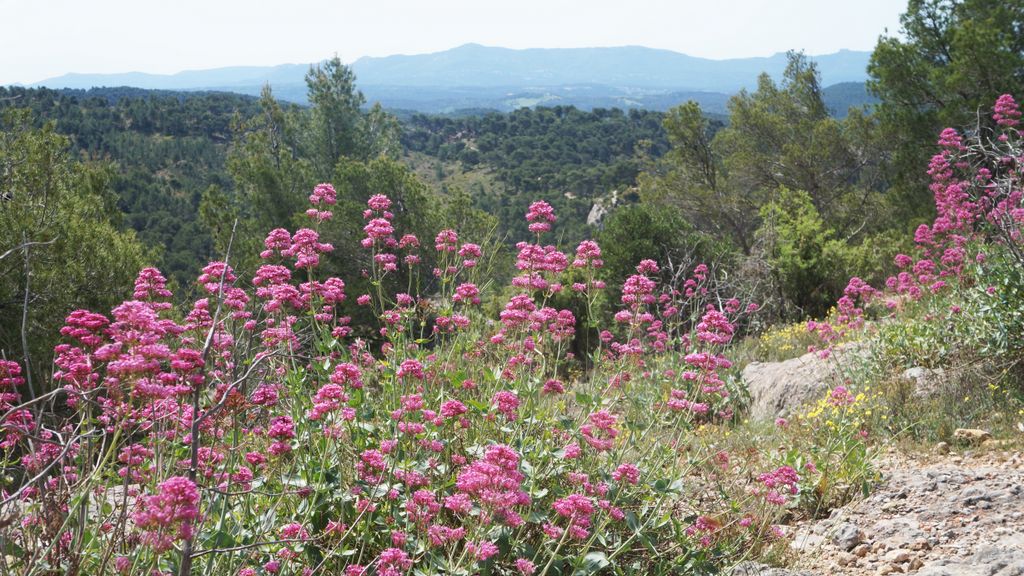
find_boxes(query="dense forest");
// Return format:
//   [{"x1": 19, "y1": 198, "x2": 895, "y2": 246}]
[
  {"x1": 402, "y1": 106, "x2": 671, "y2": 241},
  {"x1": 0, "y1": 87, "x2": 263, "y2": 282},
  {"x1": 0, "y1": 86, "x2": 673, "y2": 281}
]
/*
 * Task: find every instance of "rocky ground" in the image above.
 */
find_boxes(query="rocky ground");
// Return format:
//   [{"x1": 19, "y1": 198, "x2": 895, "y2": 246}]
[{"x1": 737, "y1": 446, "x2": 1024, "y2": 576}]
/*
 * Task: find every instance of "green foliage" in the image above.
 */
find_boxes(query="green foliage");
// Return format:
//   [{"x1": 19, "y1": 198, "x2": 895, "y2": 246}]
[
  {"x1": 644, "y1": 53, "x2": 891, "y2": 319},
  {"x1": 327, "y1": 155, "x2": 443, "y2": 266},
  {"x1": 222, "y1": 62, "x2": 416, "y2": 283},
  {"x1": 787, "y1": 387, "x2": 881, "y2": 515},
  {"x1": 722, "y1": 79, "x2": 884, "y2": 230},
  {"x1": 978, "y1": 252, "x2": 1024, "y2": 354},
  {"x1": 303, "y1": 56, "x2": 381, "y2": 175},
  {"x1": 865, "y1": 272, "x2": 1024, "y2": 443},
  {"x1": 315, "y1": 157, "x2": 449, "y2": 338},
  {"x1": 221, "y1": 86, "x2": 312, "y2": 275},
  {"x1": 437, "y1": 186, "x2": 510, "y2": 287},
  {"x1": 647, "y1": 56, "x2": 876, "y2": 253},
  {"x1": 757, "y1": 188, "x2": 903, "y2": 317},
  {"x1": 0, "y1": 86, "x2": 261, "y2": 288},
  {"x1": 640, "y1": 100, "x2": 751, "y2": 249},
  {"x1": 360, "y1": 102, "x2": 402, "y2": 160},
  {"x1": 868, "y1": 0, "x2": 1024, "y2": 222},
  {"x1": 759, "y1": 188, "x2": 835, "y2": 316},
  {"x1": 0, "y1": 108, "x2": 148, "y2": 386},
  {"x1": 597, "y1": 203, "x2": 728, "y2": 303},
  {"x1": 403, "y1": 106, "x2": 669, "y2": 243},
  {"x1": 872, "y1": 250, "x2": 1024, "y2": 372}
]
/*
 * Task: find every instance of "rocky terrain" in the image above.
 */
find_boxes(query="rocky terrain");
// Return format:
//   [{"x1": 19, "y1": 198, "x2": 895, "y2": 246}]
[{"x1": 736, "y1": 447, "x2": 1024, "y2": 576}]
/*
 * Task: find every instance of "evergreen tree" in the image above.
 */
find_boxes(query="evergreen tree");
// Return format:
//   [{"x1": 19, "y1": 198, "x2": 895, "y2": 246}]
[
  {"x1": 0, "y1": 108, "x2": 148, "y2": 388},
  {"x1": 869, "y1": 0, "x2": 1024, "y2": 221},
  {"x1": 304, "y1": 56, "x2": 367, "y2": 175}
]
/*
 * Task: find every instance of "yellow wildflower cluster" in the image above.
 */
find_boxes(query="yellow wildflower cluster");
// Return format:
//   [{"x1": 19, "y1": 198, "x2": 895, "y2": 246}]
[
  {"x1": 801, "y1": 385, "x2": 885, "y2": 432},
  {"x1": 757, "y1": 322, "x2": 813, "y2": 360}
]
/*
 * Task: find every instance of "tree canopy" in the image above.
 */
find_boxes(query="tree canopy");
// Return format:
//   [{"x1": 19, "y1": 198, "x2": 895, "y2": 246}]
[
  {"x1": 0, "y1": 108, "x2": 148, "y2": 387},
  {"x1": 869, "y1": 0, "x2": 1024, "y2": 218}
]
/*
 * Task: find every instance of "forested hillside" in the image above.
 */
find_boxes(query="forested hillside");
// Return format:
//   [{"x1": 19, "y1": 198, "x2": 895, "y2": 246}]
[
  {"x1": 402, "y1": 106, "x2": 671, "y2": 242},
  {"x1": 0, "y1": 52, "x2": 894, "y2": 297},
  {"x1": 33, "y1": 44, "x2": 875, "y2": 114},
  {"x1": 0, "y1": 85, "x2": 677, "y2": 281},
  {"x1": 0, "y1": 86, "x2": 263, "y2": 284}
]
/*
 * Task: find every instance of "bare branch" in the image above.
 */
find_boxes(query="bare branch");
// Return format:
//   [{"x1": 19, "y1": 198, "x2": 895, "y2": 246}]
[
  {"x1": 179, "y1": 218, "x2": 238, "y2": 576},
  {"x1": 190, "y1": 538, "x2": 309, "y2": 559},
  {"x1": 0, "y1": 237, "x2": 57, "y2": 262},
  {"x1": 20, "y1": 233, "x2": 36, "y2": 400}
]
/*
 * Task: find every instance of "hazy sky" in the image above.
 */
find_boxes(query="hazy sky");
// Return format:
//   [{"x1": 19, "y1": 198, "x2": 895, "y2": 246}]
[{"x1": 0, "y1": 0, "x2": 905, "y2": 85}]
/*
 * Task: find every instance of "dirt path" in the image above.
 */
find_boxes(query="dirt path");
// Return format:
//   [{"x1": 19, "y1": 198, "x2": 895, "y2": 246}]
[{"x1": 737, "y1": 447, "x2": 1024, "y2": 576}]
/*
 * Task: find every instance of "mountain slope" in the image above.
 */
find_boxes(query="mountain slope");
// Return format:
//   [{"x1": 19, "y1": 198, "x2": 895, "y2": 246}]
[
  {"x1": 32, "y1": 63, "x2": 312, "y2": 91},
  {"x1": 350, "y1": 44, "x2": 871, "y2": 91},
  {"x1": 27, "y1": 45, "x2": 875, "y2": 114},
  {"x1": 32, "y1": 44, "x2": 871, "y2": 94}
]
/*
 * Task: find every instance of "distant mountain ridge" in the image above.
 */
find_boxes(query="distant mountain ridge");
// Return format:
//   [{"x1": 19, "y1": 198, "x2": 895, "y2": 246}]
[
  {"x1": 32, "y1": 63, "x2": 313, "y2": 92},
  {"x1": 27, "y1": 44, "x2": 875, "y2": 114},
  {"x1": 351, "y1": 43, "x2": 871, "y2": 91}
]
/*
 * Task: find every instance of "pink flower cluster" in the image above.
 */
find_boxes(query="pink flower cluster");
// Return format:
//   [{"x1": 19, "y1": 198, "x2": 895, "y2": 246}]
[
  {"x1": 0, "y1": 360, "x2": 29, "y2": 449},
  {"x1": 267, "y1": 416, "x2": 295, "y2": 456},
  {"x1": 260, "y1": 225, "x2": 335, "y2": 270},
  {"x1": 8, "y1": 175, "x2": 792, "y2": 573},
  {"x1": 132, "y1": 476, "x2": 201, "y2": 553},
  {"x1": 376, "y1": 547, "x2": 412, "y2": 576},
  {"x1": 757, "y1": 466, "x2": 800, "y2": 506},
  {"x1": 453, "y1": 444, "x2": 529, "y2": 526},
  {"x1": 513, "y1": 242, "x2": 568, "y2": 292},
  {"x1": 994, "y1": 94, "x2": 1021, "y2": 128},
  {"x1": 525, "y1": 200, "x2": 556, "y2": 233},
  {"x1": 580, "y1": 410, "x2": 619, "y2": 452},
  {"x1": 306, "y1": 182, "x2": 337, "y2": 221},
  {"x1": 357, "y1": 194, "x2": 417, "y2": 278},
  {"x1": 812, "y1": 95, "x2": 1024, "y2": 359},
  {"x1": 551, "y1": 493, "x2": 594, "y2": 539}
]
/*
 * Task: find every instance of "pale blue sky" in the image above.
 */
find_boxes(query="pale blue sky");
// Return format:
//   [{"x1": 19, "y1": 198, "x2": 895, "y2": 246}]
[{"x1": 0, "y1": 0, "x2": 905, "y2": 85}]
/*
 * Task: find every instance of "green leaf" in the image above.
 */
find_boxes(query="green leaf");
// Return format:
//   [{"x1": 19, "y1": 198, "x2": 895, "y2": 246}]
[
  {"x1": 210, "y1": 529, "x2": 236, "y2": 548},
  {"x1": 574, "y1": 551, "x2": 610, "y2": 576},
  {"x1": 625, "y1": 511, "x2": 640, "y2": 531}
]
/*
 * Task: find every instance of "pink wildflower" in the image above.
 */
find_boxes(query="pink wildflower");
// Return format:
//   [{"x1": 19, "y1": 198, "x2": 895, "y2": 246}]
[
  {"x1": 396, "y1": 359, "x2": 424, "y2": 380},
  {"x1": 132, "y1": 476, "x2": 201, "y2": 553},
  {"x1": 491, "y1": 390, "x2": 520, "y2": 421},
  {"x1": 525, "y1": 200, "x2": 557, "y2": 234},
  {"x1": 515, "y1": 558, "x2": 537, "y2": 575},
  {"x1": 612, "y1": 463, "x2": 640, "y2": 485},
  {"x1": 310, "y1": 183, "x2": 337, "y2": 205}
]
